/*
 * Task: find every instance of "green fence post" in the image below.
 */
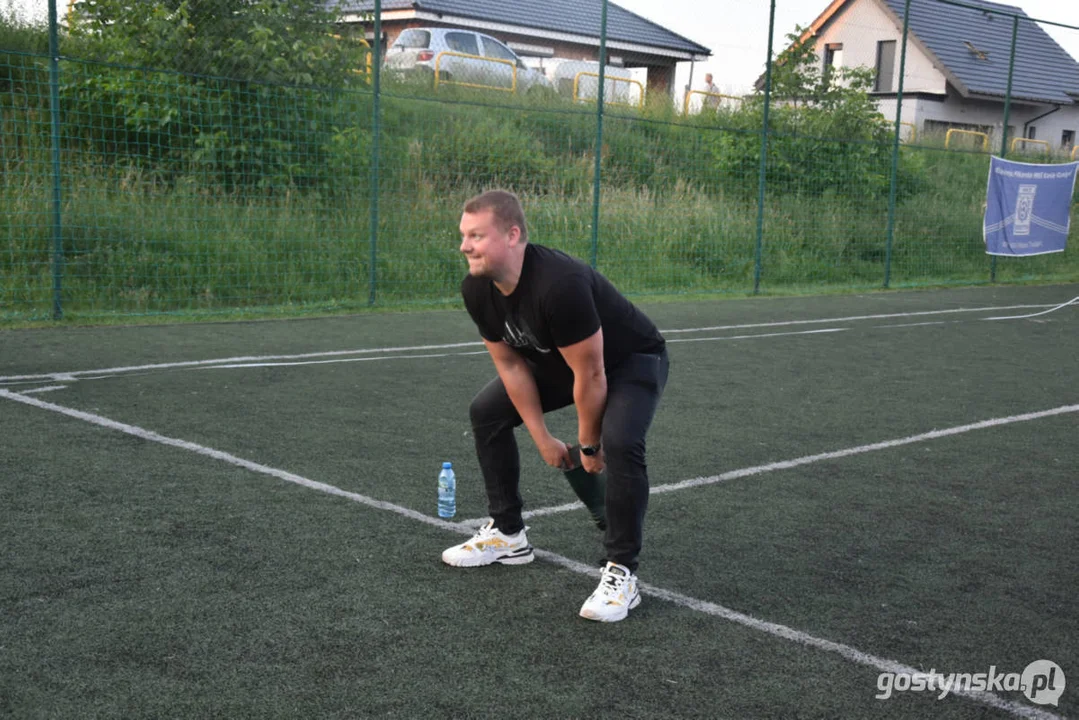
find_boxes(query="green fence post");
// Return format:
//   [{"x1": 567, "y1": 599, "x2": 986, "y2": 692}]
[
  {"x1": 368, "y1": 0, "x2": 382, "y2": 305},
  {"x1": 48, "y1": 0, "x2": 64, "y2": 319},
  {"x1": 884, "y1": 0, "x2": 912, "y2": 289},
  {"x1": 589, "y1": 0, "x2": 609, "y2": 270},
  {"x1": 753, "y1": 0, "x2": 776, "y2": 295},
  {"x1": 991, "y1": 14, "x2": 1019, "y2": 283}
]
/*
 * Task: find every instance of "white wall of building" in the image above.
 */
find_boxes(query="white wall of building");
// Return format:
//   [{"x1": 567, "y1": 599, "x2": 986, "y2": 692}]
[
  {"x1": 875, "y1": 94, "x2": 1079, "y2": 153},
  {"x1": 811, "y1": 0, "x2": 947, "y2": 94},
  {"x1": 817, "y1": 0, "x2": 1078, "y2": 155}
]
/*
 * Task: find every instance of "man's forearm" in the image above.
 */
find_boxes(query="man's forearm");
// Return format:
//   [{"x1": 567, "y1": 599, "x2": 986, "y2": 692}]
[
  {"x1": 574, "y1": 373, "x2": 607, "y2": 446},
  {"x1": 498, "y1": 362, "x2": 550, "y2": 444}
]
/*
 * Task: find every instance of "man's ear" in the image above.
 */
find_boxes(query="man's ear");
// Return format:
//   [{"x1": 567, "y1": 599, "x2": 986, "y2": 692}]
[{"x1": 507, "y1": 224, "x2": 522, "y2": 246}]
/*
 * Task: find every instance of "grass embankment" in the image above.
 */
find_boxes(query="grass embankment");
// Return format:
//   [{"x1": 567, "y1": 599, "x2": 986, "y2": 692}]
[{"x1": 2, "y1": 41, "x2": 1076, "y2": 321}]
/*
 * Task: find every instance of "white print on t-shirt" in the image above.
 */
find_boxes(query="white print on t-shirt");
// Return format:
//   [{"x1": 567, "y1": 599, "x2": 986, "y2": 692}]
[{"x1": 503, "y1": 319, "x2": 550, "y2": 354}]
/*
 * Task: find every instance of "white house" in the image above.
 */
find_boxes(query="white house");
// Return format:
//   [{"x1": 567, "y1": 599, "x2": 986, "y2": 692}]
[{"x1": 801, "y1": 0, "x2": 1079, "y2": 152}]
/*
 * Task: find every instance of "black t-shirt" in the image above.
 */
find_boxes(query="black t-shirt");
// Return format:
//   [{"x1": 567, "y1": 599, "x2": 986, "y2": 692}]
[{"x1": 461, "y1": 243, "x2": 665, "y2": 377}]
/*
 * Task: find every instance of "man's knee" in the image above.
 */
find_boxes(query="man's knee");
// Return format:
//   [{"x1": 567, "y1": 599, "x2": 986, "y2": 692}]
[
  {"x1": 602, "y1": 430, "x2": 646, "y2": 466},
  {"x1": 469, "y1": 393, "x2": 494, "y2": 427},
  {"x1": 470, "y1": 389, "x2": 516, "y2": 429}
]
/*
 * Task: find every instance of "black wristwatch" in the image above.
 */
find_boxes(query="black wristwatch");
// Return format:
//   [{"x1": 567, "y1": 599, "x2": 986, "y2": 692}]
[{"x1": 580, "y1": 443, "x2": 601, "y2": 457}]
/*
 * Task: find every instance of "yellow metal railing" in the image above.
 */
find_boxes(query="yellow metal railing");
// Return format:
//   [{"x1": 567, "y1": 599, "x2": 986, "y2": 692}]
[
  {"x1": 1072, "y1": 145, "x2": 1079, "y2": 161},
  {"x1": 350, "y1": 50, "x2": 374, "y2": 83},
  {"x1": 683, "y1": 90, "x2": 742, "y2": 115},
  {"x1": 434, "y1": 51, "x2": 516, "y2": 93},
  {"x1": 1010, "y1": 137, "x2": 1050, "y2": 154},
  {"x1": 330, "y1": 34, "x2": 373, "y2": 83},
  {"x1": 945, "y1": 128, "x2": 989, "y2": 152},
  {"x1": 572, "y1": 72, "x2": 644, "y2": 108},
  {"x1": 359, "y1": 39, "x2": 373, "y2": 79},
  {"x1": 899, "y1": 121, "x2": 917, "y2": 143}
]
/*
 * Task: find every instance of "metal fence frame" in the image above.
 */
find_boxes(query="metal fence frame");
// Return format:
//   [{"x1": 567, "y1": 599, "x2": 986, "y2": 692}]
[{"x1": 7, "y1": 0, "x2": 1078, "y2": 319}]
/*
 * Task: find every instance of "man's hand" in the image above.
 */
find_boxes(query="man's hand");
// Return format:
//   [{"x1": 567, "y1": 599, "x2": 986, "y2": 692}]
[
  {"x1": 580, "y1": 446, "x2": 605, "y2": 474},
  {"x1": 536, "y1": 433, "x2": 571, "y2": 470}
]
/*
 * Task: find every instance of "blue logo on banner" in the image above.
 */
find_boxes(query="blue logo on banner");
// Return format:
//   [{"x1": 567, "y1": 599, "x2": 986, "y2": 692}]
[{"x1": 984, "y1": 157, "x2": 1078, "y2": 256}]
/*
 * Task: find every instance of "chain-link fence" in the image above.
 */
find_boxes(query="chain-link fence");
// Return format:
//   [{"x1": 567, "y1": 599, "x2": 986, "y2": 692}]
[{"x1": 2, "y1": 0, "x2": 1077, "y2": 321}]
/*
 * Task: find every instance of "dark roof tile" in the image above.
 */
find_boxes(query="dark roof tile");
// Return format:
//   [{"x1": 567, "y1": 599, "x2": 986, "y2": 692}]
[
  {"x1": 878, "y1": 0, "x2": 1079, "y2": 104},
  {"x1": 329, "y1": 0, "x2": 710, "y2": 56}
]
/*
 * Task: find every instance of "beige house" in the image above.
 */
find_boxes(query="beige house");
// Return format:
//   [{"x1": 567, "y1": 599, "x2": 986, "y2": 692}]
[
  {"x1": 331, "y1": 0, "x2": 711, "y2": 98},
  {"x1": 798, "y1": 0, "x2": 1079, "y2": 150}
]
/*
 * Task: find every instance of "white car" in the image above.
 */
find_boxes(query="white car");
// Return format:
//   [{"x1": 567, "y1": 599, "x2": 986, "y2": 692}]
[
  {"x1": 540, "y1": 58, "x2": 641, "y2": 106},
  {"x1": 385, "y1": 28, "x2": 553, "y2": 94}
]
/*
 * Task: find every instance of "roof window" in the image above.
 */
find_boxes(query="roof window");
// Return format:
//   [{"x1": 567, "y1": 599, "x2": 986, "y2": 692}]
[{"x1": 963, "y1": 41, "x2": 990, "y2": 60}]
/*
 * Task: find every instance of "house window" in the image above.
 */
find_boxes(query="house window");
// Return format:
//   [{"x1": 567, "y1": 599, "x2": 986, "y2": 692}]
[
  {"x1": 1026, "y1": 126, "x2": 1036, "y2": 140},
  {"x1": 875, "y1": 40, "x2": 896, "y2": 92},
  {"x1": 824, "y1": 43, "x2": 843, "y2": 71},
  {"x1": 1064, "y1": 130, "x2": 1076, "y2": 148}
]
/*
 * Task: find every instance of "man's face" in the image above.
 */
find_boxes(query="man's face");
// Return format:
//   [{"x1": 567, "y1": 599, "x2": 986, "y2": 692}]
[{"x1": 459, "y1": 209, "x2": 516, "y2": 278}]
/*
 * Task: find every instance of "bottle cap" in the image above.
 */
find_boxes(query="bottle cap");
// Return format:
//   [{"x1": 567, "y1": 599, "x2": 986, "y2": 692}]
[{"x1": 442, "y1": 462, "x2": 452, "y2": 469}]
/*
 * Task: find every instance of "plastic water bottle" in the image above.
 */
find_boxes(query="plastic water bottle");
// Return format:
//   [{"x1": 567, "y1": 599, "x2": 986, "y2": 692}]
[{"x1": 438, "y1": 462, "x2": 456, "y2": 518}]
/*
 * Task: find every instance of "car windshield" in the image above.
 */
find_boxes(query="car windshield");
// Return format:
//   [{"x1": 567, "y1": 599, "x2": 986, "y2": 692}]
[{"x1": 394, "y1": 30, "x2": 431, "y2": 49}]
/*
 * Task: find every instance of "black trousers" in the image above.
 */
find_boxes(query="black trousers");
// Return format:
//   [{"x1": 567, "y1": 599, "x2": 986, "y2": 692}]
[{"x1": 469, "y1": 348, "x2": 669, "y2": 572}]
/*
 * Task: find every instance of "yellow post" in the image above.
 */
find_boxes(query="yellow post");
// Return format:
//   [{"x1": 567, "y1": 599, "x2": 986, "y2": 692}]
[
  {"x1": 1009, "y1": 137, "x2": 1050, "y2": 154},
  {"x1": 434, "y1": 52, "x2": 517, "y2": 93},
  {"x1": 572, "y1": 72, "x2": 644, "y2": 108},
  {"x1": 683, "y1": 90, "x2": 742, "y2": 115},
  {"x1": 945, "y1": 128, "x2": 989, "y2": 152}
]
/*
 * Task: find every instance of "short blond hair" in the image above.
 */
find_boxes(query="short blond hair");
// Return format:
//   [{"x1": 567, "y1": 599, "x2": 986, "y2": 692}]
[{"x1": 463, "y1": 190, "x2": 528, "y2": 243}]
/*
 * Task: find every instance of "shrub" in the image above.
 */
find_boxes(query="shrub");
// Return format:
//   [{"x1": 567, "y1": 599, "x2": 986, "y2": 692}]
[
  {"x1": 59, "y1": 0, "x2": 369, "y2": 194},
  {"x1": 706, "y1": 26, "x2": 911, "y2": 200}
]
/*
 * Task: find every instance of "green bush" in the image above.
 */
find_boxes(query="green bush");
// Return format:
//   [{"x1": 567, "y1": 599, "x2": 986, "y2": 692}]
[
  {"x1": 6, "y1": 11, "x2": 1079, "y2": 319},
  {"x1": 0, "y1": 7, "x2": 48, "y2": 102},
  {"x1": 0, "y1": 5, "x2": 46, "y2": 54},
  {"x1": 705, "y1": 26, "x2": 917, "y2": 200},
  {"x1": 56, "y1": 0, "x2": 369, "y2": 194}
]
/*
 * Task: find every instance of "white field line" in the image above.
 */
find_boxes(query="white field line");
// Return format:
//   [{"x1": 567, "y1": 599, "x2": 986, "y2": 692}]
[
  {"x1": 456, "y1": 403, "x2": 1079, "y2": 525},
  {"x1": 984, "y1": 295, "x2": 1079, "y2": 321},
  {"x1": 667, "y1": 328, "x2": 846, "y2": 344},
  {"x1": 872, "y1": 320, "x2": 956, "y2": 329},
  {"x1": 0, "y1": 341, "x2": 484, "y2": 383},
  {"x1": 17, "y1": 385, "x2": 68, "y2": 394},
  {"x1": 201, "y1": 350, "x2": 489, "y2": 370},
  {"x1": 0, "y1": 302, "x2": 1056, "y2": 384},
  {"x1": 659, "y1": 303, "x2": 1053, "y2": 334},
  {"x1": 0, "y1": 387, "x2": 1061, "y2": 720},
  {"x1": 656, "y1": 404, "x2": 1079, "y2": 491},
  {"x1": 205, "y1": 328, "x2": 849, "y2": 371},
  {"x1": 0, "y1": 389, "x2": 464, "y2": 528}
]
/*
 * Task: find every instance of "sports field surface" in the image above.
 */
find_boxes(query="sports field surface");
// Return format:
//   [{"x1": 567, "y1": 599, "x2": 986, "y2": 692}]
[{"x1": 2, "y1": 284, "x2": 1076, "y2": 719}]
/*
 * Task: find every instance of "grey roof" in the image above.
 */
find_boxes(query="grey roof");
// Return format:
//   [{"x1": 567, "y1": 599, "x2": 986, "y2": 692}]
[
  {"x1": 329, "y1": 0, "x2": 711, "y2": 57},
  {"x1": 878, "y1": 0, "x2": 1079, "y2": 104}
]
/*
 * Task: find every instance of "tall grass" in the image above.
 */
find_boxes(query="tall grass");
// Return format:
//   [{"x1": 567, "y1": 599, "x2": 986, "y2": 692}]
[{"x1": 1, "y1": 50, "x2": 1077, "y2": 320}]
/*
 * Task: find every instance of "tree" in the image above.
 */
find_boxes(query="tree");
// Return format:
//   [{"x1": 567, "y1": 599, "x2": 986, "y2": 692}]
[
  {"x1": 67, "y1": 0, "x2": 364, "y2": 86},
  {"x1": 708, "y1": 26, "x2": 903, "y2": 199},
  {"x1": 62, "y1": 0, "x2": 370, "y2": 192}
]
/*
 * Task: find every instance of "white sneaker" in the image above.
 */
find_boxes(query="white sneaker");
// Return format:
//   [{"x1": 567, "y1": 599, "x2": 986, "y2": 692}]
[
  {"x1": 579, "y1": 562, "x2": 641, "y2": 622},
  {"x1": 441, "y1": 520, "x2": 534, "y2": 567}
]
